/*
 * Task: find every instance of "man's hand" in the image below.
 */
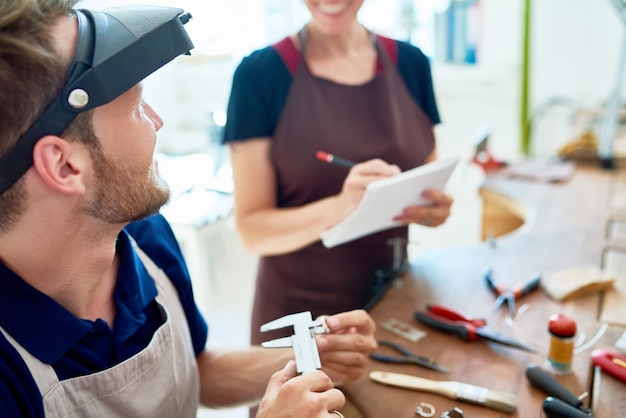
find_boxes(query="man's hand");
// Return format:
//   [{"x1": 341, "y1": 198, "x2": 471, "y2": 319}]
[
  {"x1": 256, "y1": 361, "x2": 345, "y2": 418},
  {"x1": 254, "y1": 310, "x2": 375, "y2": 416},
  {"x1": 315, "y1": 309, "x2": 378, "y2": 386}
]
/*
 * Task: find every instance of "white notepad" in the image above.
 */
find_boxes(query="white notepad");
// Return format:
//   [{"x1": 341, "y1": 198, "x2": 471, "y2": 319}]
[{"x1": 321, "y1": 157, "x2": 459, "y2": 248}]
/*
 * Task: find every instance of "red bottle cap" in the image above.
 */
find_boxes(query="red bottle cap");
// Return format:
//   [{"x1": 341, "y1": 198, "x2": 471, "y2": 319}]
[{"x1": 548, "y1": 313, "x2": 577, "y2": 338}]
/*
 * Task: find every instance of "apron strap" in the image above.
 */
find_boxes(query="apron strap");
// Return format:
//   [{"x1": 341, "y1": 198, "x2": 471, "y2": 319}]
[
  {"x1": 296, "y1": 25, "x2": 395, "y2": 73},
  {"x1": 273, "y1": 36, "x2": 300, "y2": 76},
  {"x1": 0, "y1": 325, "x2": 59, "y2": 395}
]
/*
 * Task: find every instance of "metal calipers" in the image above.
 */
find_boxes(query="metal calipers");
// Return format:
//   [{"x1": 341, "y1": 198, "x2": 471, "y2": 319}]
[{"x1": 260, "y1": 311, "x2": 330, "y2": 374}]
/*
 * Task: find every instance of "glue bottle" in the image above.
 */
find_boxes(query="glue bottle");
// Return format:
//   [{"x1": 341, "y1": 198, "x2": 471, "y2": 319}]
[{"x1": 546, "y1": 313, "x2": 576, "y2": 375}]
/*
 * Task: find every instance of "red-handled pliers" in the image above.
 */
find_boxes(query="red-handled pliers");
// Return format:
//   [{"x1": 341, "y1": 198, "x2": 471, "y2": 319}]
[
  {"x1": 426, "y1": 304, "x2": 486, "y2": 327},
  {"x1": 415, "y1": 304, "x2": 537, "y2": 353}
]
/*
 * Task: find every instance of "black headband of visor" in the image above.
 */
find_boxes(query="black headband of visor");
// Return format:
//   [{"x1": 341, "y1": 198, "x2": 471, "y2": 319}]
[{"x1": 0, "y1": 5, "x2": 194, "y2": 194}]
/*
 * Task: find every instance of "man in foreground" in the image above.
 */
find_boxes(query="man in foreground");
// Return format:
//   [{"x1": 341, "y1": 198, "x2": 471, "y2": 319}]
[{"x1": 0, "y1": 1, "x2": 376, "y2": 416}]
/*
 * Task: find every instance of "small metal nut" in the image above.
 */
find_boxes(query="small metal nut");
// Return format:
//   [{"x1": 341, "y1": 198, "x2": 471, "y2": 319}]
[
  {"x1": 310, "y1": 317, "x2": 330, "y2": 335},
  {"x1": 440, "y1": 407, "x2": 464, "y2": 418}
]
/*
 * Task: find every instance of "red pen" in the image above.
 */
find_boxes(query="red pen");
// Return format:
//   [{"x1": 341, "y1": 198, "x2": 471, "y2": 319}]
[{"x1": 316, "y1": 150, "x2": 356, "y2": 168}]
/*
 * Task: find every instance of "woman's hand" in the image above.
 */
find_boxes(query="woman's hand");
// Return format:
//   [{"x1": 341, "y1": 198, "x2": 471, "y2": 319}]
[
  {"x1": 394, "y1": 188, "x2": 454, "y2": 227},
  {"x1": 333, "y1": 159, "x2": 400, "y2": 226},
  {"x1": 315, "y1": 309, "x2": 378, "y2": 386}
]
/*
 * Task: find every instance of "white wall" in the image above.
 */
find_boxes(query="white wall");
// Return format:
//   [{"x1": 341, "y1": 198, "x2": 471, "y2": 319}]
[
  {"x1": 84, "y1": 0, "x2": 625, "y2": 159},
  {"x1": 533, "y1": 0, "x2": 623, "y2": 108},
  {"x1": 432, "y1": 0, "x2": 624, "y2": 159}
]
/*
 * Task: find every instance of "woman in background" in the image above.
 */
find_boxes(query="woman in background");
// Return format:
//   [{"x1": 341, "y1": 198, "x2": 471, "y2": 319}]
[{"x1": 223, "y1": 0, "x2": 454, "y2": 345}]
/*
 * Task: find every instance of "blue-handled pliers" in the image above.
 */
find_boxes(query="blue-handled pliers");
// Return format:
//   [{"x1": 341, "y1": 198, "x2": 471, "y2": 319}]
[{"x1": 485, "y1": 268, "x2": 542, "y2": 314}]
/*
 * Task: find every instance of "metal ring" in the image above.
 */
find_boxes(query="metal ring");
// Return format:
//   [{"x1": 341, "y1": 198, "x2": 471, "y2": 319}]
[
  {"x1": 422, "y1": 218, "x2": 431, "y2": 226},
  {"x1": 414, "y1": 402, "x2": 435, "y2": 417},
  {"x1": 318, "y1": 316, "x2": 331, "y2": 334},
  {"x1": 330, "y1": 411, "x2": 344, "y2": 418}
]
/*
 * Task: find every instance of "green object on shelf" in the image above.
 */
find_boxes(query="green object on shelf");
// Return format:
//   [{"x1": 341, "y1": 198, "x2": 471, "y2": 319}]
[{"x1": 520, "y1": 0, "x2": 532, "y2": 155}]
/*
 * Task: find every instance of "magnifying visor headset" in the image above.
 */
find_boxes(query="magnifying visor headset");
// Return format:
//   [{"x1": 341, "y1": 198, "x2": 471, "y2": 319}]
[{"x1": 0, "y1": 5, "x2": 194, "y2": 195}]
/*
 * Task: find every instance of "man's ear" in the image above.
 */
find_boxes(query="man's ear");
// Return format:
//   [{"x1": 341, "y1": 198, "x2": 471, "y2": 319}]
[{"x1": 31, "y1": 136, "x2": 88, "y2": 194}]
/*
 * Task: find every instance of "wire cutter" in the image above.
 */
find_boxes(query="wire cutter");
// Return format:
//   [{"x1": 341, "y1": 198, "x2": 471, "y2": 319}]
[
  {"x1": 370, "y1": 339, "x2": 448, "y2": 372},
  {"x1": 414, "y1": 304, "x2": 537, "y2": 353},
  {"x1": 484, "y1": 268, "x2": 542, "y2": 314}
]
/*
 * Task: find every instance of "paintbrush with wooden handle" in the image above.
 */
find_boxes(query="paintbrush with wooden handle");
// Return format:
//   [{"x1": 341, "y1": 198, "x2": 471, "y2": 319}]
[{"x1": 370, "y1": 371, "x2": 517, "y2": 414}]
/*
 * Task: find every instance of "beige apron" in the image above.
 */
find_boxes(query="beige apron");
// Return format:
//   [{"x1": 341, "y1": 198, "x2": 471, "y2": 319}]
[{"x1": 0, "y1": 243, "x2": 200, "y2": 418}]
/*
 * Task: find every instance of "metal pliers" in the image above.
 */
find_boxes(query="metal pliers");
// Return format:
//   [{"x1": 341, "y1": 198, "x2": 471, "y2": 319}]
[
  {"x1": 370, "y1": 339, "x2": 448, "y2": 372},
  {"x1": 484, "y1": 268, "x2": 542, "y2": 314}
]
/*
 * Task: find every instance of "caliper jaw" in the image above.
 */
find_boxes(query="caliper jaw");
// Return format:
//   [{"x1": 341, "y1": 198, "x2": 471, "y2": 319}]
[{"x1": 260, "y1": 311, "x2": 329, "y2": 374}]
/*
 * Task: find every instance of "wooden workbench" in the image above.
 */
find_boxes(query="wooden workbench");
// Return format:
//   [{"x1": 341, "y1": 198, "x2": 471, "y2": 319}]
[{"x1": 342, "y1": 163, "x2": 626, "y2": 417}]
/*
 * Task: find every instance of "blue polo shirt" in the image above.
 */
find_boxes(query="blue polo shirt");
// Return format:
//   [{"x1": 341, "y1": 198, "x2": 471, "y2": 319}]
[{"x1": 0, "y1": 214, "x2": 208, "y2": 417}]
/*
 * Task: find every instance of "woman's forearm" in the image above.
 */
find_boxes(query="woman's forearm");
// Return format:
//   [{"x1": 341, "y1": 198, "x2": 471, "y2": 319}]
[{"x1": 235, "y1": 194, "x2": 346, "y2": 255}]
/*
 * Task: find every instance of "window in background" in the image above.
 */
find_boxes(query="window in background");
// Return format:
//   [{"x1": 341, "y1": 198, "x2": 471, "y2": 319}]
[
  {"x1": 431, "y1": 0, "x2": 482, "y2": 64},
  {"x1": 76, "y1": 0, "x2": 484, "y2": 159},
  {"x1": 80, "y1": 1, "x2": 481, "y2": 64},
  {"x1": 260, "y1": 0, "x2": 482, "y2": 65}
]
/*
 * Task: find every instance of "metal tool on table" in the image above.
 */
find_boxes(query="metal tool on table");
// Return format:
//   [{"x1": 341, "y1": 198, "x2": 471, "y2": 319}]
[
  {"x1": 471, "y1": 127, "x2": 508, "y2": 173},
  {"x1": 414, "y1": 304, "x2": 537, "y2": 353},
  {"x1": 370, "y1": 339, "x2": 448, "y2": 373},
  {"x1": 364, "y1": 236, "x2": 408, "y2": 312},
  {"x1": 484, "y1": 268, "x2": 542, "y2": 314},
  {"x1": 382, "y1": 318, "x2": 427, "y2": 343},
  {"x1": 260, "y1": 311, "x2": 330, "y2": 374},
  {"x1": 439, "y1": 407, "x2": 465, "y2": 418},
  {"x1": 526, "y1": 365, "x2": 593, "y2": 417}
]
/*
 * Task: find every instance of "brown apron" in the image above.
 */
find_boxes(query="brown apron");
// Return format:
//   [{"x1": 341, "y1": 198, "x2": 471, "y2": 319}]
[
  {"x1": 251, "y1": 29, "x2": 435, "y2": 344},
  {"x1": 0, "y1": 242, "x2": 200, "y2": 417}
]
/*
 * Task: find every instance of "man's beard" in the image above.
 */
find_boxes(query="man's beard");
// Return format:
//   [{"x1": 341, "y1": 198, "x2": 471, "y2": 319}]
[{"x1": 84, "y1": 151, "x2": 170, "y2": 224}]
